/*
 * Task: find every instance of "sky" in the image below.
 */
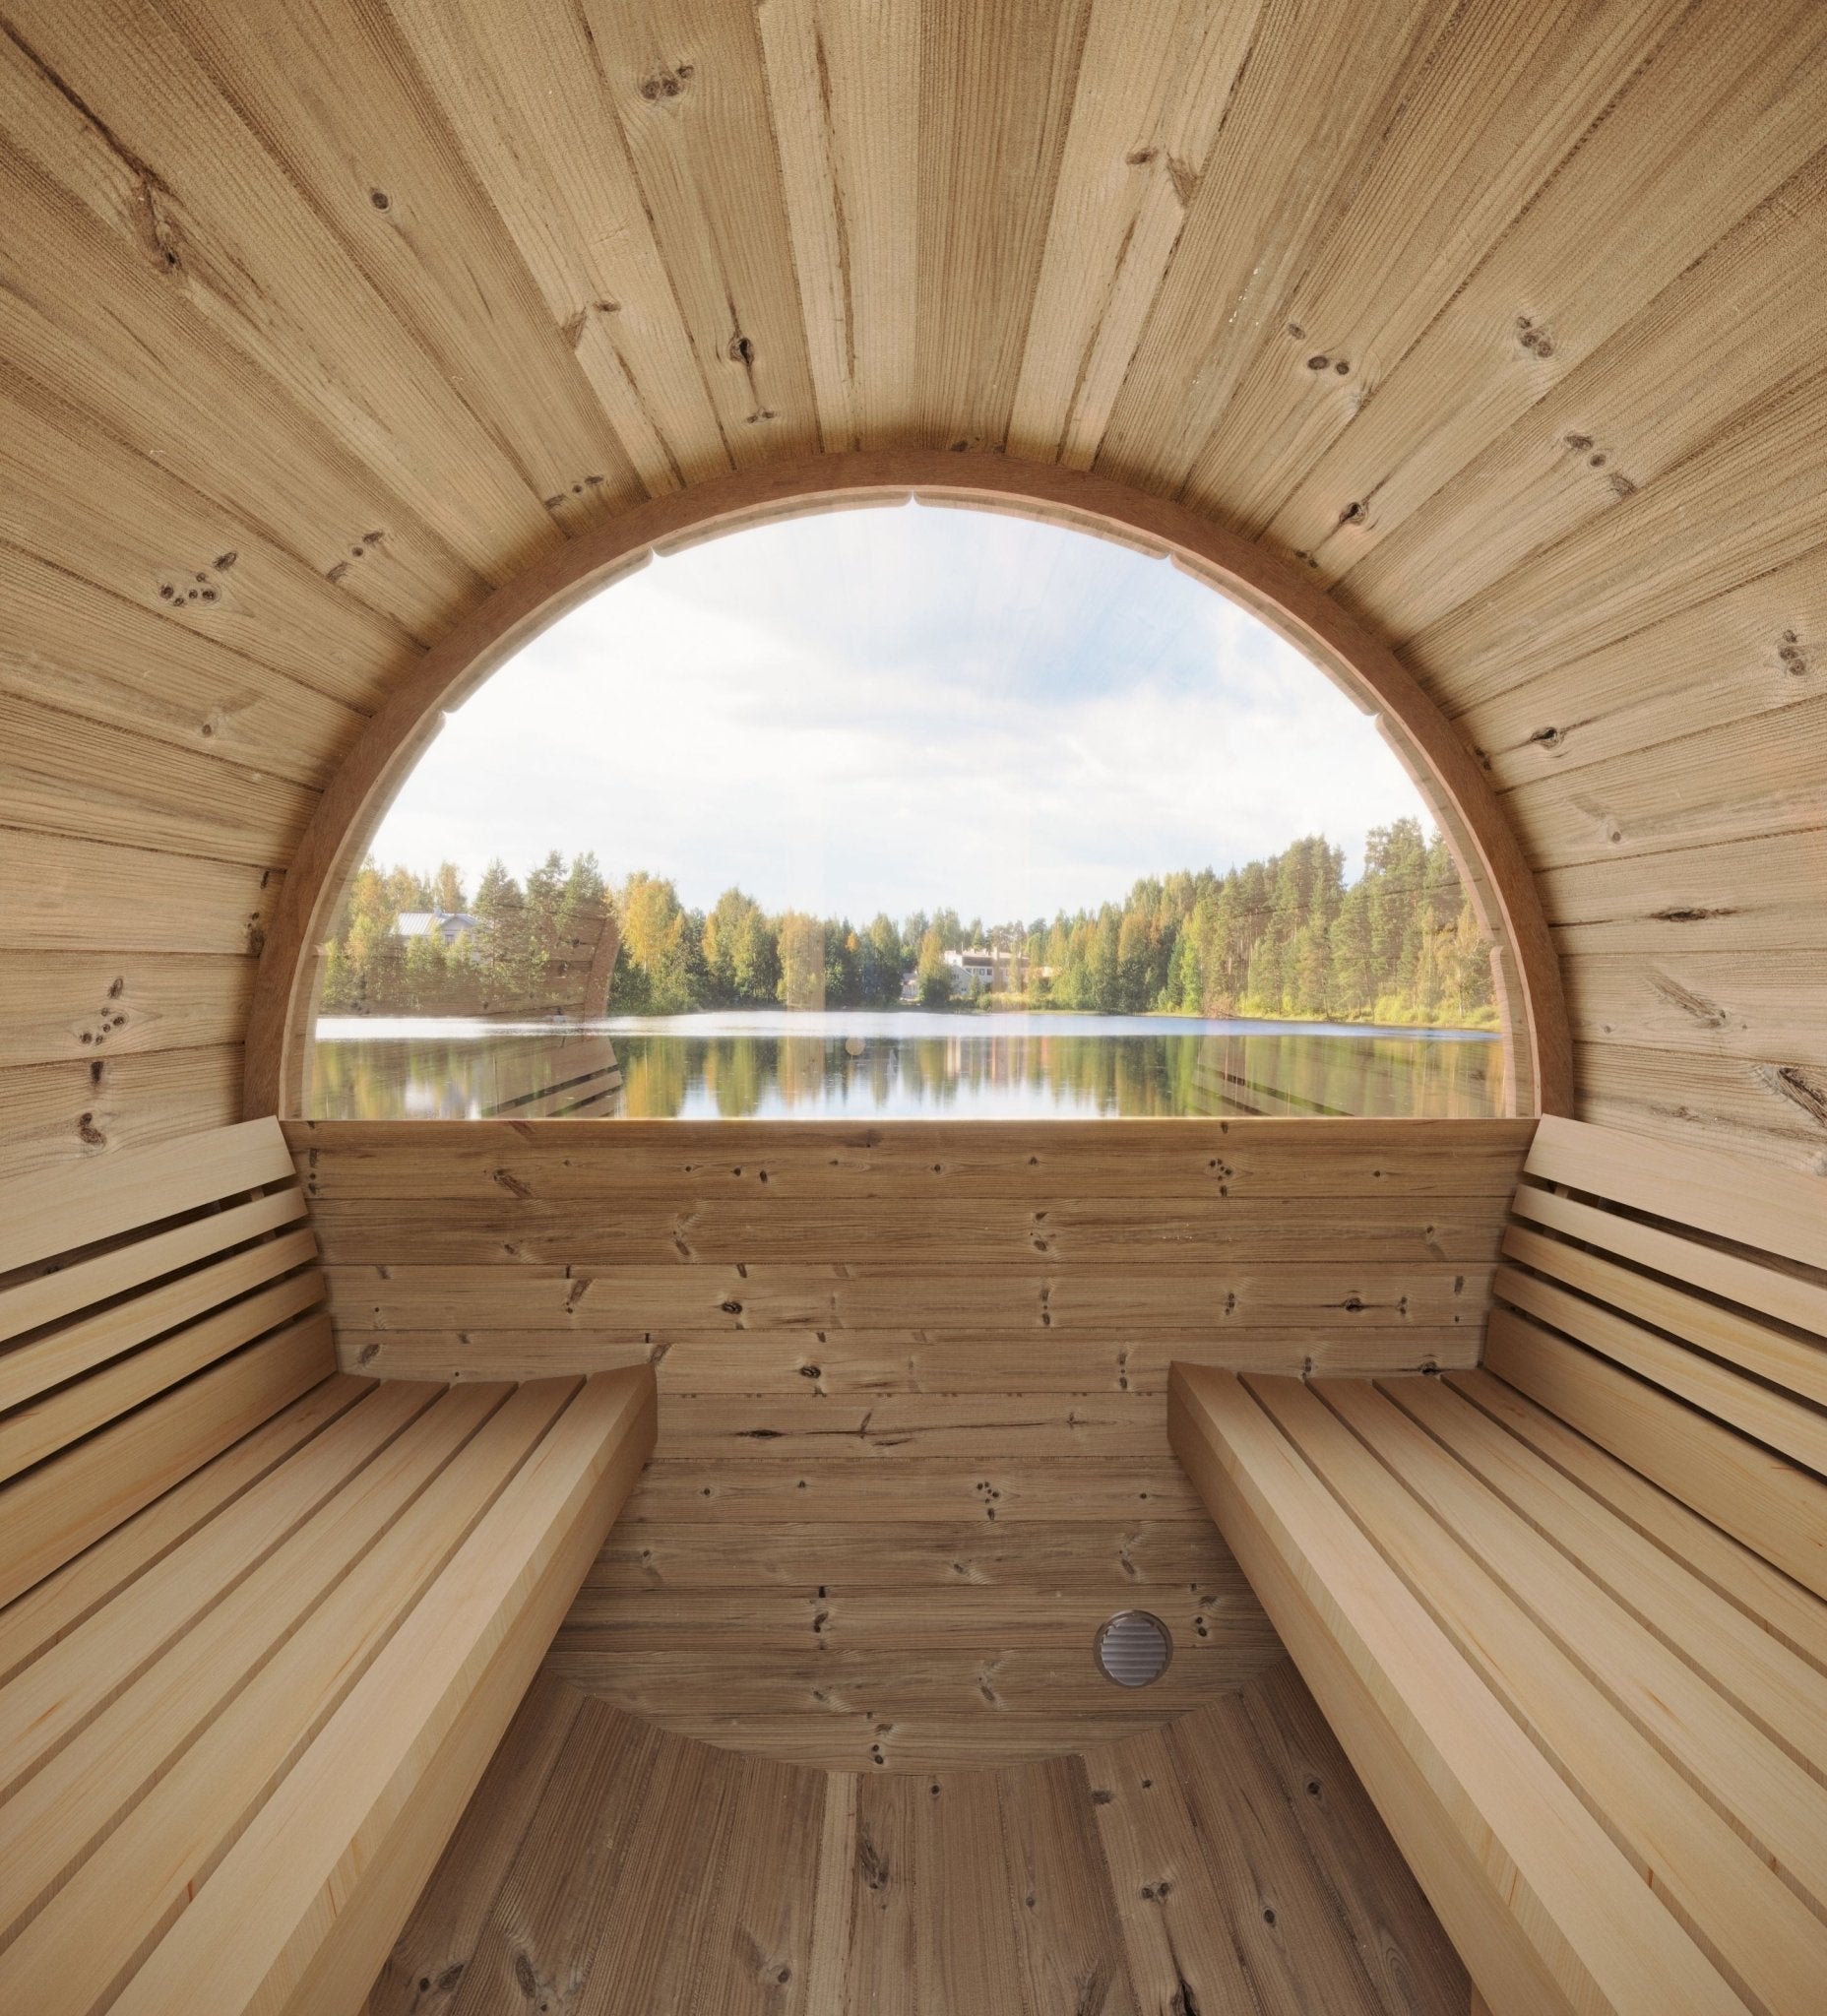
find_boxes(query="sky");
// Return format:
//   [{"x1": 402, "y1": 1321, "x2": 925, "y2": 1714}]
[{"x1": 370, "y1": 500, "x2": 1437, "y2": 924}]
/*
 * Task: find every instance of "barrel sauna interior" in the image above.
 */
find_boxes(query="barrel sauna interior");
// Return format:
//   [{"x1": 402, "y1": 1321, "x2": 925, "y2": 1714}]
[{"x1": 2, "y1": 3, "x2": 1823, "y2": 2011}]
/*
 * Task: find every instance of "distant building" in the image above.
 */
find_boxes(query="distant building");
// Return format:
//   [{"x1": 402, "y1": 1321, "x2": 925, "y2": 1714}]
[
  {"x1": 394, "y1": 910, "x2": 489, "y2": 947},
  {"x1": 943, "y1": 948, "x2": 998, "y2": 994}
]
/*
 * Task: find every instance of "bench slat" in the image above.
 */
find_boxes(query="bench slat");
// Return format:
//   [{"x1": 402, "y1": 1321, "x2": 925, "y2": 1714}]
[
  {"x1": 1312, "y1": 1378, "x2": 1827, "y2": 1923},
  {"x1": 0, "y1": 1380, "x2": 504, "y2": 1948},
  {"x1": 1249, "y1": 1373, "x2": 1825, "y2": 2013},
  {"x1": 0, "y1": 1377, "x2": 437, "y2": 1803},
  {"x1": 0, "y1": 1315, "x2": 336, "y2": 1609},
  {"x1": 107, "y1": 1368, "x2": 657, "y2": 2016},
  {"x1": 0, "y1": 1187, "x2": 308, "y2": 1348},
  {"x1": 1444, "y1": 1368, "x2": 1827, "y2": 1675},
  {"x1": 1493, "y1": 1264, "x2": 1827, "y2": 1478},
  {"x1": 1388, "y1": 1375, "x2": 1827, "y2": 1778},
  {"x1": 0, "y1": 1117, "x2": 297, "y2": 1278},
  {"x1": 1485, "y1": 1309, "x2": 1827, "y2": 1602},
  {"x1": 1507, "y1": 1185, "x2": 1827, "y2": 1340},
  {"x1": 1525, "y1": 1114, "x2": 1827, "y2": 1274},
  {"x1": 0, "y1": 1372, "x2": 367, "y2": 1689},
  {"x1": 1167, "y1": 1364, "x2": 1735, "y2": 2016},
  {"x1": 0, "y1": 1274, "x2": 328, "y2": 1486},
  {"x1": 0, "y1": 1379, "x2": 576, "y2": 2009}
]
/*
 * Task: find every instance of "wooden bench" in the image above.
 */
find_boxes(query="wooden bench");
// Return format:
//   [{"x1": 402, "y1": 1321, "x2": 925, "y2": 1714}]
[
  {"x1": 0, "y1": 1118, "x2": 657, "y2": 2015},
  {"x1": 1171, "y1": 1114, "x2": 1827, "y2": 2016}
]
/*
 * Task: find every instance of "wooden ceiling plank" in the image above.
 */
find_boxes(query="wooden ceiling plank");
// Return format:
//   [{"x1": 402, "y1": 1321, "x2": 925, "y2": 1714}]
[
  {"x1": 0, "y1": 543, "x2": 364, "y2": 788},
  {"x1": 575, "y1": 0, "x2": 820, "y2": 469},
  {"x1": 1094, "y1": 0, "x2": 1452, "y2": 501},
  {"x1": 1502, "y1": 694, "x2": 1827, "y2": 873},
  {"x1": 1, "y1": 0, "x2": 563, "y2": 581},
  {"x1": 1269, "y1": 0, "x2": 1827, "y2": 580},
  {"x1": 1458, "y1": 541, "x2": 1827, "y2": 796},
  {"x1": 0, "y1": 359, "x2": 424, "y2": 701},
  {"x1": 160, "y1": 0, "x2": 646, "y2": 528},
  {"x1": 385, "y1": 0, "x2": 727, "y2": 497},
  {"x1": 1405, "y1": 367, "x2": 1827, "y2": 699},
  {"x1": 1005, "y1": 0, "x2": 1259, "y2": 470},
  {"x1": 0, "y1": 1044, "x2": 244, "y2": 1184},
  {"x1": 914, "y1": 0, "x2": 1094, "y2": 454},
  {"x1": 0, "y1": 689, "x2": 319, "y2": 869},
  {"x1": 756, "y1": 0, "x2": 920, "y2": 453},
  {"x1": 1349, "y1": 151, "x2": 1827, "y2": 644},
  {"x1": 1564, "y1": 952, "x2": 1827, "y2": 1064},
  {"x1": 1181, "y1": 0, "x2": 1686, "y2": 538},
  {"x1": 0, "y1": 949, "x2": 252, "y2": 1070}
]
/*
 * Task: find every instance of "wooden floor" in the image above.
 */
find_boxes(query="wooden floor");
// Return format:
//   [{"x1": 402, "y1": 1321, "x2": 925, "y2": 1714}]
[{"x1": 368, "y1": 1659, "x2": 1468, "y2": 2015}]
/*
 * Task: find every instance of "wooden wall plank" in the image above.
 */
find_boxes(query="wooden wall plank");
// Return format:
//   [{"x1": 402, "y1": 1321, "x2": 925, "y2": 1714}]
[
  {"x1": 0, "y1": 832, "x2": 277, "y2": 956},
  {"x1": 1183, "y1": 0, "x2": 1686, "y2": 536},
  {"x1": 0, "y1": 1044, "x2": 244, "y2": 1185},
  {"x1": 1271, "y1": 0, "x2": 1827, "y2": 583},
  {"x1": 1452, "y1": 539, "x2": 1827, "y2": 793},
  {"x1": 0, "y1": 950, "x2": 253, "y2": 1071},
  {"x1": 0, "y1": 540, "x2": 366, "y2": 783},
  {"x1": 2, "y1": 0, "x2": 563, "y2": 584},
  {"x1": 0, "y1": 690, "x2": 318, "y2": 869}
]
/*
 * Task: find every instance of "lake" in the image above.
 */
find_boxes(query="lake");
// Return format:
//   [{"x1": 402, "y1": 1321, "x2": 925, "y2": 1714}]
[{"x1": 307, "y1": 1009, "x2": 1505, "y2": 1120}]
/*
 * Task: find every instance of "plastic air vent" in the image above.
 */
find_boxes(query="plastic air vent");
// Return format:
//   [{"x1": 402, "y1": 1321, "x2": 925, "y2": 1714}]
[{"x1": 1095, "y1": 1609, "x2": 1172, "y2": 1687}]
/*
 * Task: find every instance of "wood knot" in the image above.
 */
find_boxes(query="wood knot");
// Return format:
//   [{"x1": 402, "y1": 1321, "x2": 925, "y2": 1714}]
[
  {"x1": 1515, "y1": 315, "x2": 1554, "y2": 358},
  {"x1": 640, "y1": 61, "x2": 692, "y2": 100},
  {"x1": 369, "y1": 188, "x2": 391, "y2": 211}
]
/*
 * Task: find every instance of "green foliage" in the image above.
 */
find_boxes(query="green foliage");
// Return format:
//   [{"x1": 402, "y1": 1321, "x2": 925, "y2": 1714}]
[{"x1": 318, "y1": 821, "x2": 1494, "y2": 1028}]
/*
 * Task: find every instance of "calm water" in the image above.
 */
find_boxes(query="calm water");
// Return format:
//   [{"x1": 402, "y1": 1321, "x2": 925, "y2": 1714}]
[{"x1": 308, "y1": 1009, "x2": 1504, "y2": 1120}]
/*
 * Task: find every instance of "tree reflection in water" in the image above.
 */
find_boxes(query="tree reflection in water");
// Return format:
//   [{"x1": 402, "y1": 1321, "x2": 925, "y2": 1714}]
[{"x1": 307, "y1": 1011, "x2": 1503, "y2": 1121}]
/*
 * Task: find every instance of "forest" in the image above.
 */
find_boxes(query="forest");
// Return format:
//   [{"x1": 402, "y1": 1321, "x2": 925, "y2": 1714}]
[{"x1": 317, "y1": 818, "x2": 1495, "y2": 1029}]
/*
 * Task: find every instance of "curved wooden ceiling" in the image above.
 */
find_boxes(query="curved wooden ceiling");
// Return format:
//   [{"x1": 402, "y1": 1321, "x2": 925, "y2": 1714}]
[{"x1": 2, "y1": 0, "x2": 1824, "y2": 1176}]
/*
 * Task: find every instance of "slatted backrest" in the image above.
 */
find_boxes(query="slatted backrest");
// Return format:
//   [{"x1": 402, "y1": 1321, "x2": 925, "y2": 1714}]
[
  {"x1": 0, "y1": 1119, "x2": 336, "y2": 1606},
  {"x1": 1486, "y1": 1114, "x2": 1827, "y2": 1601}
]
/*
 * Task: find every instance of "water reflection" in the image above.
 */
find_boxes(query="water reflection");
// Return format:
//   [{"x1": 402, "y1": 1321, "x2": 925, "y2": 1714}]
[{"x1": 308, "y1": 1010, "x2": 1503, "y2": 1120}]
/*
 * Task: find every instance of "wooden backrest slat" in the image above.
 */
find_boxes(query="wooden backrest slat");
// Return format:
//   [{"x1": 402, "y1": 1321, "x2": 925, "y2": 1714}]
[
  {"x1": 0, "y1": 1118, "x2": 298, "y2": 1278},
  {"x1": 1492, "y1": 1117, "x2": 1827, "y2": 1586},
  {"x1": 0, "y1": 1188, "x2": 308, "y2": 1348},
  {"x1": 1500, "y1": 1227, "x2": 1827, "y2": 1416},
  {"x1": 0, "y1": 1120, "x2": 331, "y2": 1607},
  {"x1": 0, "y1": 1315, "x2": 337, "y2": 1610},
  {"x1": 1525, "y1": 1113, "x2": 1827, "y2": 1273},
  {"x1": 0, "y1": 1283, "x2": 331, "y2": 1488},
  {"x1": 0, "y1": 1224, "x2": 321, "y2": 1418},
  {"x1": 1493, "y1": 1262, "x2": 1827, "y2": 1479},
  {"x1": 1485, "y1": 1308, "x2": 1827, "y2": 1604},
  {"x1": 1507, "y1": 1184, "x2": 1827, "y2": 1339}
]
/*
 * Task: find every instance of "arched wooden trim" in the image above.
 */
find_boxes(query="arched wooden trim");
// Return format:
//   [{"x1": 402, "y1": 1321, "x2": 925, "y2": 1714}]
[{"x1": 246, "y1": 452, "x2": 1570, "y2": 1119}]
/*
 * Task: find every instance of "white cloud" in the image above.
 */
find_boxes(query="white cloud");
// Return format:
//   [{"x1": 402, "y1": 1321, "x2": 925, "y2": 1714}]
[{"x1": 370, "y1": 502, "x2": 1435, "y2": 921}]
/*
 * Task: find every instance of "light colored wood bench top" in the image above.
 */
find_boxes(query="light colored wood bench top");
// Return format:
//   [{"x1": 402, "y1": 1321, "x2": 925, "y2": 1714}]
[
  {"x1": 0, "y1": 1118, "x2": 656, "y2": 2014},
  {"x1": 1172, "y1": 1115, "x2": 1827, "y2": 2016}
]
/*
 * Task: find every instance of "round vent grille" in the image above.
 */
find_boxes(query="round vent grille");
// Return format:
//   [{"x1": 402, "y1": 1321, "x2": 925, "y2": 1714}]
[{"x1": 1095, "y1": 1609, "x2": 1172, "y2": 1688}]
